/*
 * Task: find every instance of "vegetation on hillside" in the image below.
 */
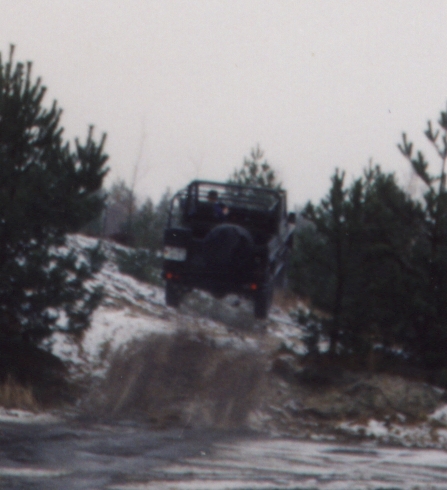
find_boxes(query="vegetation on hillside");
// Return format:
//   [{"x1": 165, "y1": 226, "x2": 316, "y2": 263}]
[{"x1": 291, "y1": 106, "x2": 447, "y2": 380}]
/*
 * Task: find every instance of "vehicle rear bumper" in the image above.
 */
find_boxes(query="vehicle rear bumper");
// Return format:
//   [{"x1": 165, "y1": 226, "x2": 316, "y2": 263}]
[{"x1": 162, "y1": 266, "x2": 262, "y2": 299}]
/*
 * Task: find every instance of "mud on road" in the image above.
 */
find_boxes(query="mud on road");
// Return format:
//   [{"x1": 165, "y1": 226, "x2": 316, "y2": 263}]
[
  {"x1": 2, "y1": 417, "x2": 447, "y2": 489},
  {"x1": 0, "y1": 417, "x2": 226, "y2": 489}
]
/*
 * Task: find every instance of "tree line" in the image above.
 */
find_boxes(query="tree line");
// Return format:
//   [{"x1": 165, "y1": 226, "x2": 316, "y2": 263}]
[{"x1": 290, "y1": 108, "x2": 447, "y2": 377}]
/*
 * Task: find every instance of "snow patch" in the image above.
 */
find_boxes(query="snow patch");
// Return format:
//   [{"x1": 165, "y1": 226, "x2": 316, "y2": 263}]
[
  {"x1": 0, "y1": 467, "x2": 68, "y2": 478},
  {"x1": 0, "y1": 408, "x2": 60, "y2": 424},
  {"x1": 429, "y1": 404, "x2": 447, "y2": 426}
]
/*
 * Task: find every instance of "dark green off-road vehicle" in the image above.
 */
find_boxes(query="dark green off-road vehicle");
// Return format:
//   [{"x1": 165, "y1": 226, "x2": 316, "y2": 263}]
[{"x1": 162, "y1": 180, "x2": 295, "y2": 319}]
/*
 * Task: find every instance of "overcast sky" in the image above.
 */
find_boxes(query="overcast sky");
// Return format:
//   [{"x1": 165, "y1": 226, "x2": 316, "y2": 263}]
[{"x1": 1, "y1": 1, "x2": 447, "y2": 206}]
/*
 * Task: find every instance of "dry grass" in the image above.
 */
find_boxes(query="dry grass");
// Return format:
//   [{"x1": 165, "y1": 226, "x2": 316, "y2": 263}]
[
  {"x1": 0, "y1": 375, "x2": 39, "y2": 411},
  {"x1": 87, "y1": 330, "x2": 266, "y2": 428},
  {"x1": 272, "y1": 289, "x2": 301, "y2": 311}
]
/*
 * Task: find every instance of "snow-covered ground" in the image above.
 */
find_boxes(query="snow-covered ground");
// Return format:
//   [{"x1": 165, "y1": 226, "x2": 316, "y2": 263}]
[
  {"x1": 10, "y1": 235, "x2": 447, "y2": 450},
  {"x1": 51, "y1": 235, "x2": 304, "y2": 383}
]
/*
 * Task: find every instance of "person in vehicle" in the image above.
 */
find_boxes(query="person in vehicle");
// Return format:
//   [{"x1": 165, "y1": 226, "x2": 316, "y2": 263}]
[{"x1": 207, "y1": 190, "x2": 229, "y2": 221}]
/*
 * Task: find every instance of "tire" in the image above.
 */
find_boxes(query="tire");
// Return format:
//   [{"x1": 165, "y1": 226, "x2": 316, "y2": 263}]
[
  {"x1": 165, "y1": 282, "x2": 182, "y2": 307},
  {"x1": 254, "y1": 282, "x2": 273, "y2": 319}
]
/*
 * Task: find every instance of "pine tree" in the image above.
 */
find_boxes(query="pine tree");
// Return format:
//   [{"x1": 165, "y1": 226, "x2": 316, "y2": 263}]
[
  {"x1": 229, "y1": 145, "x2": 281, "y2": 189},
  {"x1": 132, "y1": 191, "x2": 171, "y2": 252},
  {"x1": 344, "y1": 167, "x2": 423, "y2": 354},
  {"x1": 0, "y1": 46, "x2": 108, "y2": 385},
  {"x1": 298, "y1": 169, "x2": 348, "y2": 354},
  {"x1": 103, "y1": 179, "x2": 136, "y2": 243},
  {"x1": 398, "y1": 106, "x2": 447, "y2": 368},
  {"x1": 291, "y1": 166, "x2": 421, "y2": 362}
]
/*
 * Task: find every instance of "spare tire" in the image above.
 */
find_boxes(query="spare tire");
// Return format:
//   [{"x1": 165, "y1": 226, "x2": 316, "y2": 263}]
[{"x1": 201, "y1": 224, "x2": 254, "y2": 280}]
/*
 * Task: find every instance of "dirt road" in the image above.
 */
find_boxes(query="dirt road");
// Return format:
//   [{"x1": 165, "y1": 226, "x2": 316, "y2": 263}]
[{"x1": 1, "y1": 417, "x2": 447, "y2": 490}]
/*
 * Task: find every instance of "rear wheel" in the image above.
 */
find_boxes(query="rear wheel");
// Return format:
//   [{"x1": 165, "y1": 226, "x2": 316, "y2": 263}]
[
  {"x1": 254, "y1": 282, "x2": 273, "y2": 319},
  {"x1": 165, "y1": 282, "x2": 182, "y2": 307}
]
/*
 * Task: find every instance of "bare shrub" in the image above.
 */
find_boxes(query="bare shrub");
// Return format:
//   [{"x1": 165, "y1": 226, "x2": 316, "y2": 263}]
[
  {"x1": 0, "y1": 375, "x2": 39, "y2": 411},
  {"x1": 89, "y1": 331, "x2": 266, "y2": 428}
]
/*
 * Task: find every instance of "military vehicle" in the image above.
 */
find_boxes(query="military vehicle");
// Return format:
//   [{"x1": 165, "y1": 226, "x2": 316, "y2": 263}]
[{"x1": 162, "y1": 180, "x2": 295, "y2": 319}]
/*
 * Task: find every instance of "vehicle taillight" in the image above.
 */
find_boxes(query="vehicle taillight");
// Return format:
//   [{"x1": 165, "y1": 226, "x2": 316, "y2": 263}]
[{"x1": 165, "y1": 271, "x2": 181, "y2": 280}]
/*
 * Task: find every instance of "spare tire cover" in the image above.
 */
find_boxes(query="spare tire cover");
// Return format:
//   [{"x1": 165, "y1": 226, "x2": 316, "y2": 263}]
[{"x1": 201, "y1": 224, "x2": 254, "y2": 278}]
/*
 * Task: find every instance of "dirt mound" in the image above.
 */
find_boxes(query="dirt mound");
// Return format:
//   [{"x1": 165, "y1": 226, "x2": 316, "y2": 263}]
[
  {"x1": 290, "y1": 373, "x2": 443, "y2": 421},
  {"x1": 88, "y1": 331, "x2": 266, "y2": 428},
  {"x1": 267, "y1": 353, "x2": 447, "y2": 431}
]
